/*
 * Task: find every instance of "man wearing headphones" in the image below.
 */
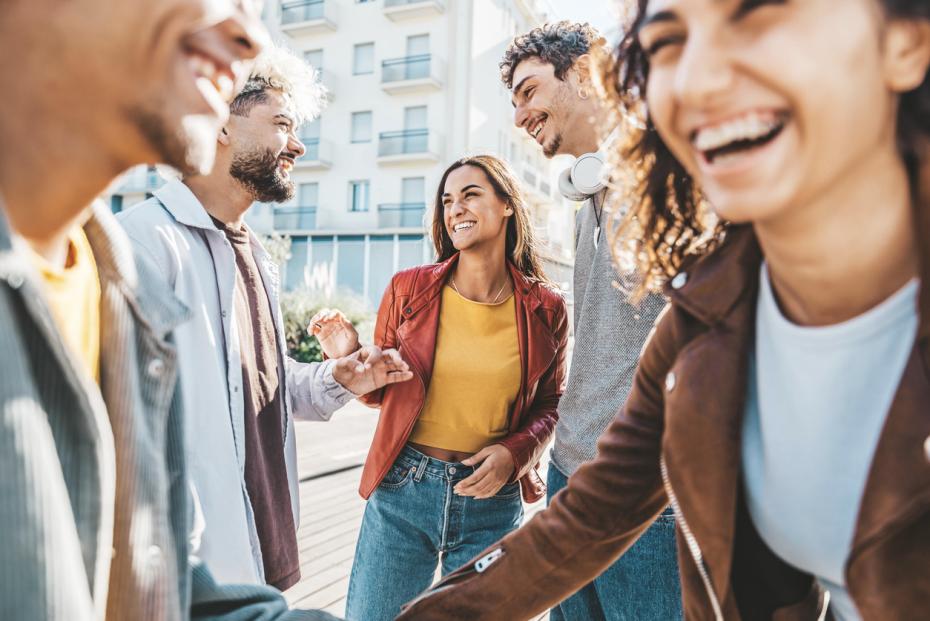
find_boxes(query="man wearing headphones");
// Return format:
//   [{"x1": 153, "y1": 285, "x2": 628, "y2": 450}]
[{"x1": 502, "y1": 22, "x2": 681, "y2": 620}]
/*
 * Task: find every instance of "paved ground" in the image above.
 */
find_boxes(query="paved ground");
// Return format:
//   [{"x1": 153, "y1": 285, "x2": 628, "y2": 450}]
[{"x1": 284, "y1": 400, "x2": 551, "y2": 619}]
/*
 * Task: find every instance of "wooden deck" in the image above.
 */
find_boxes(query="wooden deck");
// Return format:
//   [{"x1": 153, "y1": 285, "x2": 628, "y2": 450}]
[{"x1": 284, "y1": 402, "x2": 550, "y2": 619}]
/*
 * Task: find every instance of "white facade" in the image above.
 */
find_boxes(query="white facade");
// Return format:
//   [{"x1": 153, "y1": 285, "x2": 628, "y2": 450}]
[{"x1": 108, "y1": 0, "x2": 576, "y2": 309}]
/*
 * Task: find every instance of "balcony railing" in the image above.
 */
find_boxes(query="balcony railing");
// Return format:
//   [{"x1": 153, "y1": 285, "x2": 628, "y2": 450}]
[
  {"x1": 378, "y1": 203, "x2": 426, "y2": 228},
  {"x1": 378, "y1": 129, "x2": 428, "y2": 157},
  {"x1": 382, "y1": 54, "x2": 431, "y2": 82},
  {"x1": 273, "y1": 206, "x2": 317, "y2": 230},
  {"x1": 281, "y1": 0, "x2": 324, "y2": 24}
]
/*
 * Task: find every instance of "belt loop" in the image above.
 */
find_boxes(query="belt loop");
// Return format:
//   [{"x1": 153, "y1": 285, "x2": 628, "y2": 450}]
[{"x1": 414, "y1": 455, "x2": 429, "y2": 482}]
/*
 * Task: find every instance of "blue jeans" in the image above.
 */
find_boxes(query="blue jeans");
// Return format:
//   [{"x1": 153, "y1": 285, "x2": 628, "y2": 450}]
[
  {"x1": 548, "y1": 462, "x2": 683, "y2": 621},
  {"x1": 346, "y1": 445, "x2": 524, "y2": 621}
]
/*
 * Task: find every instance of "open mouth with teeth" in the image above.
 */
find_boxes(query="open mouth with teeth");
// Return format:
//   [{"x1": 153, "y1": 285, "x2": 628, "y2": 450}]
[
  {"x1": 452, "y1": 221, "x2": 476, "y2": 234},
  {"x1": 183, "y1": 45, "x2": 237, "y2": 120},
  {"x1": 692, "y1": 112, "x2": 789, "y2": 165},
  {"x1": 278, "y1": 156, "x2": 295, "y2": 174},
  {"x1": 528, "y1": 114, "x2": 548, "y2": 143}
]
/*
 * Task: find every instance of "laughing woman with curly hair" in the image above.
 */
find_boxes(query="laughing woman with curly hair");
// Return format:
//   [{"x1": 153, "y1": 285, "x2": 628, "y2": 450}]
[{"x1": 398, "y1": 1, "x2": 930, "y2": 619}]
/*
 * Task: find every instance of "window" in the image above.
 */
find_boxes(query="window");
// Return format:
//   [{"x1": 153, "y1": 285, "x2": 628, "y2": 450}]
[
  {"x1": 349, "y1": 180, "x2": 370, "y2": 212},
  {"x1": 369, "y1": 235, "x2": 395, "y2": 303},
  {"x1": 404, "y1": 105, "x2": 427, "y2": 130},
  {"x1": 406, "y1": 34, "x2": 429, "y2": 57},
  {"x1": 353, "y1": 43, "x2": 374, "y2": 75},
  {"x1": 285, "y1": 236, "x2": 309, "y2": 291},
  {"x1": 337, "y1": 236, "x2": 365, "y2": 295},
  {"x1": 303, "y1": 49, "x2": 323, "y2": 70},
  {"x1": 299, "y1": 182, "x2": 319, "y2": 207},
  {"x1": 110, "y1": 194, "x2": 124, "y2": 214},
  {"x1": 351, "y1": 111, "x2": 372, "y2": 143},
  {"x1": 401, "y1": 177, "x2": 425, "y2": 204}
]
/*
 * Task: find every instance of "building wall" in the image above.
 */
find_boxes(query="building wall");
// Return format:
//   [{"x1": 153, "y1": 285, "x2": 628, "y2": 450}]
[{"x1": 107, "y1": 0, "x2": 576, "y2": 309}]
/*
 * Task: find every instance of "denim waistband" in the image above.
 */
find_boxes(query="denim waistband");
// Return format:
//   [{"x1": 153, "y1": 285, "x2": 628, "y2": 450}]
[{"x1": 394, "y1": 445, "x2": 477, "y2": 481}]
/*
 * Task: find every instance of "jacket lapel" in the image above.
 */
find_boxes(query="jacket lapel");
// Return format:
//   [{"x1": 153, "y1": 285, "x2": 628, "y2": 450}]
[{"x1": 662, "y1": 226, "x2": 763, "y2": 605}]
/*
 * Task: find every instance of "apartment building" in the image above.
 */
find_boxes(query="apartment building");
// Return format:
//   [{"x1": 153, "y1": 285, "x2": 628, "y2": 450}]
[{"x1": 107, "y1": 0, "x2": 576, "y2": 309}]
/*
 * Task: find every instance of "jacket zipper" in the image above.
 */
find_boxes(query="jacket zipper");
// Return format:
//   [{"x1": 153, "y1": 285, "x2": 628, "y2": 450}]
[
  {"x1": 401, "y1": 547, "x2": 506, "y2": 612},
  {"x1": 661, "y1": 457, "x2": 724, "y2": 621}
]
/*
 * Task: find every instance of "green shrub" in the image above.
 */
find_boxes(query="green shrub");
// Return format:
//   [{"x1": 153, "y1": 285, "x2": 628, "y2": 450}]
[{"x1": 280, "y1": 288, "x2": 374, "y2": 363}]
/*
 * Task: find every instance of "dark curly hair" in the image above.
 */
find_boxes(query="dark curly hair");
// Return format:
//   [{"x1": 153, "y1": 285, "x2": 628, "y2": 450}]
[
  {"x1": 600, "y1": 0, "x2": 930, "y2": 299},
  {"x1": 500, "y1": 21, "x2": 602, "y2": 89}
]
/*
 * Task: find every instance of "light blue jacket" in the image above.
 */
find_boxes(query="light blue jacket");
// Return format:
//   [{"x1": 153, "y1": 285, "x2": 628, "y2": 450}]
[{"x1": 118, "y1": 179, "x2": 353, "y2": 585}]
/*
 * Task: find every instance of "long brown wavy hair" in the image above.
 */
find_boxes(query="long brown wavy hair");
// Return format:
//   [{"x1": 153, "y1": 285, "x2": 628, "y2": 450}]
[
  {"x1": 431, "y1": 155, "x2": 551, "y2": 285},
  {"x1": 596, "y1": 0, "x2": 930, "y2": 301}
]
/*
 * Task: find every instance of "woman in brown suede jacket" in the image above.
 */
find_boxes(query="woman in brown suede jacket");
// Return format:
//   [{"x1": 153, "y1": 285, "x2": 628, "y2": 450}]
[{"x1": 397, "y1": 1, "x2": 930, "y2": 619}]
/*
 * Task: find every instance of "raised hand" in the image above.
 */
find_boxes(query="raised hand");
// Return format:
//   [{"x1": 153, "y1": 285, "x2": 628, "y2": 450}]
[
  {"x1": 309, "y1": 308, "x2": 360, "y2": 359},
  {"x1": 332, "y1": 345, "x2": 413, "y2": 396},
  {"x1": 454, "y1": 444, "x2": 516, "y2": 499}
]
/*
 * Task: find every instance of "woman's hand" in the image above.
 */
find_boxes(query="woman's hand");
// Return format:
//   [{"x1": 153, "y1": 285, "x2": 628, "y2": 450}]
[
  {"x1": 309, "y1": 308, "x2": 360, "y2": 359},
  {"x1": 332, "y1": 345, "x2": 413, "y2": 396},
  {"x1": 454, "y1": 444, "x2": 516, "y2": 499}
]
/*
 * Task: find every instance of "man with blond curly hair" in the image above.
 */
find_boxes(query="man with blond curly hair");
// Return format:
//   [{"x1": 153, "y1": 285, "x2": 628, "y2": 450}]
[{"x1": 118, "y1": 46, "x2": 412, "y2": 590}]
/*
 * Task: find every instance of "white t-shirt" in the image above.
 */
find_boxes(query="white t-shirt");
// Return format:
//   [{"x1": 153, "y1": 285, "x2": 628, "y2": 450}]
[{"x1": 741, "y1": 264, "x2": 919, "y2": 621}]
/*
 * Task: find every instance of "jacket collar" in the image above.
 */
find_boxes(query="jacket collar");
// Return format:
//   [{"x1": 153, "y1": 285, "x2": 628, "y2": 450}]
[
  {"x1": 666, "y1": 222, "x2": 930, "y2": 342},
  {"x1": 403, "y1": 253, "x2": 545, "y2": 319},
  {"x1": 663, "y1": 225, "x2": 763, "y2": 328},
  {"x1": 154, "y1": 178, "x2": 221, "y2": 232}
]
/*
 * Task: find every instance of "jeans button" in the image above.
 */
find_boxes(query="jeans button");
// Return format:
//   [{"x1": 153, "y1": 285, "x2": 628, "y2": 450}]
[{"x1": 448, "y1": 466, "x2": 457, "y2": 475}]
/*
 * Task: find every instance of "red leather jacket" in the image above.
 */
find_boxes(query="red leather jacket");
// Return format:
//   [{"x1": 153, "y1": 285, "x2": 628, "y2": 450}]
[{"x1": 358, "y1": 254, "x2": 569, "y2": 503}]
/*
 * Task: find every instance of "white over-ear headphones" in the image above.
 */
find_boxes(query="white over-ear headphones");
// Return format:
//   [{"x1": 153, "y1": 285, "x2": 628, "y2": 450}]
[{"x1": 557, "y1": 126, "x2": 622, "y2": 201}]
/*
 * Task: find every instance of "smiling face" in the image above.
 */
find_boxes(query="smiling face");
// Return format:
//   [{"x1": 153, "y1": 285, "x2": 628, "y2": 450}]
[
  {"x1": 511, "y1": 58, "x2": 599, "y2": 158},
  {"x1": 637, "y1": 0, "x2": 923, "y2": 224},
  {"x1": 441, "y1": 165, "x2": 512, "y2": 255},
  {"x1": 43, "y1": 0, "x2": 268, "y2": 175},
  {"x1": 227, "y1": 88, "x2": 306, "y2": 203}
]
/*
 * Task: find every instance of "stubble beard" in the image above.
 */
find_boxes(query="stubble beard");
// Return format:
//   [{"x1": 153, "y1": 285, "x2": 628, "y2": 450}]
[{"x1": 229, "y1": 147, "x2": 295, "y2": 204}]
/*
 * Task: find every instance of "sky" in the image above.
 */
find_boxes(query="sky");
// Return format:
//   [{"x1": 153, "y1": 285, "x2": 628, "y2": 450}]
[{"x1": 547, "y1": 0, "x2": 621, "y2": 37}]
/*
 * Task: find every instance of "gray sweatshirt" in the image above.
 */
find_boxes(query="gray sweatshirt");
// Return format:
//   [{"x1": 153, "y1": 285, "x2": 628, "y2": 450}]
[{"x1": 551, "y1": 192, "x2": 666, "y2": 476}]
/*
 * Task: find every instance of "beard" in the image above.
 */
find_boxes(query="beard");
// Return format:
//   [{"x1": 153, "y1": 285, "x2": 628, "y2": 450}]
[
  {"x1": 229, "y1": 146, "x2": 296, "y2": 203},
  {"x1": 543, "y1": 132, "x2": 563, "y2": 158}
]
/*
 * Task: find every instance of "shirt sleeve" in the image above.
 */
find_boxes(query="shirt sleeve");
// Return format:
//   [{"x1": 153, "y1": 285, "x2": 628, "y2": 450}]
[{"x1": 284, "y1": 357, "x2": 354, "y2": 421}]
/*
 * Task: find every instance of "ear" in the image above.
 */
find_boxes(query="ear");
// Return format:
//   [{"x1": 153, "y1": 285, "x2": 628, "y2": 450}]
[
  {"x1": 573, "y1": 53, "x2": 593, "y2": 84},
  {"x1": 883, "y1": 19, "x2": 930, "y2": 93},
  {"x1": 217, "y1": 126, "x2": 231, "y2": 147}
]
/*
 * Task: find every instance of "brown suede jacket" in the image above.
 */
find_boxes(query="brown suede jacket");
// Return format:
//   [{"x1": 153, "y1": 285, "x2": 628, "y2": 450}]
[
  {"x1": 357, "y1": 254, "x2": 569, "y2": 503},
  {"x1": 396, "y1": 224, "x2": 930, "y2": 621}
]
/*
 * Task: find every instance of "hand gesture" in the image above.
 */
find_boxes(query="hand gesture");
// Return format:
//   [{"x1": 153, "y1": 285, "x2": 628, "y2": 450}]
[
  {"x1": 454, "y1": 444, "x2": 516, "y2": 499},
  {"x1": 332, "y1": 345, "x2": 413, "y2": 396},
  {"x1": 309, "y1": 308, "x2": 360, "y2": 359}
]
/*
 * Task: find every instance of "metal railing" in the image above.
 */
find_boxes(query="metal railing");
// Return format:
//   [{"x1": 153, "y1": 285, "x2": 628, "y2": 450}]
[
  {"x1": 274, "y1": 206, "x2": 317, "y2": 230},
  {"x1": 378, "y1": 129, "x2": 429, "y2": 157},
  {"x1": 281, "y1": 0, "x2": 324, "y2": 24},
  {"x1": 382, "y1": 54, "x2": 432, "y2": 82},
  {"x1": 378, "y1": 203, "x2": 426, "y2": 228}
]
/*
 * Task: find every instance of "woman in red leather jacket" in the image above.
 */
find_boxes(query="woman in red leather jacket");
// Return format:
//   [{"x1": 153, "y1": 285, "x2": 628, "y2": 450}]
[{"x1": 318, "y1": 154, "x2": 568, "y2": 621}]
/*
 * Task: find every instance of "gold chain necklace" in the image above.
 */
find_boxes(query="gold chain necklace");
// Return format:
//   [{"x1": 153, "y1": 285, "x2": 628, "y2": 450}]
[{"x1": 450, "y1": 275, "x2": 508, "y2": 304}]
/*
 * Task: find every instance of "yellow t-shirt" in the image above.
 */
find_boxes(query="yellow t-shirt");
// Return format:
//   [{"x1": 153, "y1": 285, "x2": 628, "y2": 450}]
[
  {"x1": 27, "y1": 226, "x2": 101, "y2": 382},
  {"x1": 409, "y1": 285, "x2": 522, "y2": 453}
]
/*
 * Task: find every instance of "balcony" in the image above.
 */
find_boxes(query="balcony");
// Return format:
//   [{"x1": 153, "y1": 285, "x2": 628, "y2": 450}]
[
  {"x1": 383, "y1": 0, "x2": 445, "y2": 21},
  {"x1": 378, "y1": 203, "x2": 427, "y2": 229},
  {"x1": 296, "y1": 138, "x2": 333, "y2": 170},
  {"x1": 273, "y1": 206, "x2": 317, "y2": 231},
  {"x1": 280, "y1": 0, "x2": 336, "y2": 36},
  {"x1": 380, "y1": 54, "x2": 444, "y2": 94},
  {"x1": 377, "y1": 129, "x2": 442, "y2": 164}
]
